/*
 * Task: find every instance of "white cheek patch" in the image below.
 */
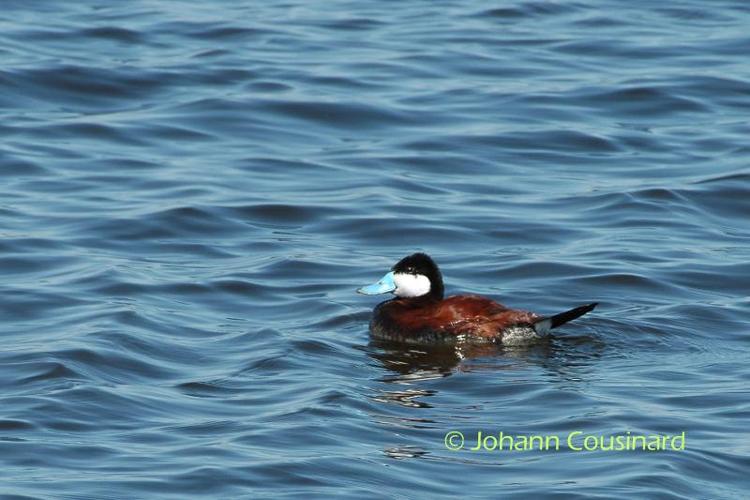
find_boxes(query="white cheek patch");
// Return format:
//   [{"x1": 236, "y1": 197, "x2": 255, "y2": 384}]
[{"x1": 393, "y1": 273, "x2": 431, "y2": 297}]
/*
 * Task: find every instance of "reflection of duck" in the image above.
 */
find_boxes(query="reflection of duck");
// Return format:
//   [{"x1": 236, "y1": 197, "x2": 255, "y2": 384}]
[
  {"x1": 368, "y1": 338, "x2": 553, "y2": 383},
  {"x1": 369, "y1": 339, "x2": 505, "y2": 379},
  {"x1": 358, "y1": 253, "x2": 597, "y2": 345}
]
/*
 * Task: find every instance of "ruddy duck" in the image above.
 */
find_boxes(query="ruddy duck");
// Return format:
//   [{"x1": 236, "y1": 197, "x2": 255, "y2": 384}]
[{"x1": 358, "y1": 253, "x2": 597, "y2": 345}]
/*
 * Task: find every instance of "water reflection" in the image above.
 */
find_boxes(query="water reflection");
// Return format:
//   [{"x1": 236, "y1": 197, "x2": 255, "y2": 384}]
[
  {"x1": 367, "y1": 338, "x2": 554, "y2": 381},
  {"x1": 371, "y1": 387, "x2": 437, "y2": 408},
  {"x1": 365, "y1": 333, "x2": 607, "y2": 408},
  {"x1": 365, "y1": 334, "x2": 609, "y2": 462},
  {"x1": 383, "y1": 446, "x2": 428, "y2": 460}
]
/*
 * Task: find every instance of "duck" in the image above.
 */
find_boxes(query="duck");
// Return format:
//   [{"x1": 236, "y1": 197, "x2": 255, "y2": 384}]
[{"x1": 357, "y1": 252, "x2": 597, "y2": 345}]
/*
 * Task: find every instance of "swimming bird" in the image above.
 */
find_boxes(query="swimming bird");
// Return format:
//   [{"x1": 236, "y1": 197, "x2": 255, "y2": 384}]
[{"x1": 357, "y1": 253, "x2": 597, "y2": 345}]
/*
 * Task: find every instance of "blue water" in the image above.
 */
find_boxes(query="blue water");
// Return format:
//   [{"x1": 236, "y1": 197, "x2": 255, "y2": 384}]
[{"x1": 2, "y1": 1, "x2": 749, "y2": 498}]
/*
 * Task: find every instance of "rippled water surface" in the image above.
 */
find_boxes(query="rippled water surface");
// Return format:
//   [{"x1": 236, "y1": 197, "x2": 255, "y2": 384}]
[{"x1": 2, "y1": 1, "x2": 749, "y2": 498}]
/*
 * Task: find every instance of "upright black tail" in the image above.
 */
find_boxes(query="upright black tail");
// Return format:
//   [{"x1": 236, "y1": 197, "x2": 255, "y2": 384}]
[{"x1": 533, "y1": 303, "x2": 597, "y2": 334}]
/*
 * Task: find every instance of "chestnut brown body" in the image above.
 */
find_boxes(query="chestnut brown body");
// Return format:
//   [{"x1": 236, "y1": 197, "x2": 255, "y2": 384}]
[{"x1": 371, "y1": 295, "x2": 541, "y2": 343}]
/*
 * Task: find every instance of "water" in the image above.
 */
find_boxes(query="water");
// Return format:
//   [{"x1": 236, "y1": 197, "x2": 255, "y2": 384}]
[{"x1": 1, "y1": 1, "x2": 749, "y2": 498}]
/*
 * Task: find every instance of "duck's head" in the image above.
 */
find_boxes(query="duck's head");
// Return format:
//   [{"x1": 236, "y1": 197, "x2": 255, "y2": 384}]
[{"x1": 357, "y1": 252, "x2": 444, "y2": 300}]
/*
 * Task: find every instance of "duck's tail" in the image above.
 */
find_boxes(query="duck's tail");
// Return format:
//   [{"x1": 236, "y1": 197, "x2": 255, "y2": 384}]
[{"x1": 533, "y1": 303, "x2": 598, "y2": 335}]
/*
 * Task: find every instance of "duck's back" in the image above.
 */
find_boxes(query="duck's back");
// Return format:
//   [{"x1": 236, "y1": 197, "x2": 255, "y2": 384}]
[{"x1": 371, "y1": 295, "x2": 541, "y2": 343}]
